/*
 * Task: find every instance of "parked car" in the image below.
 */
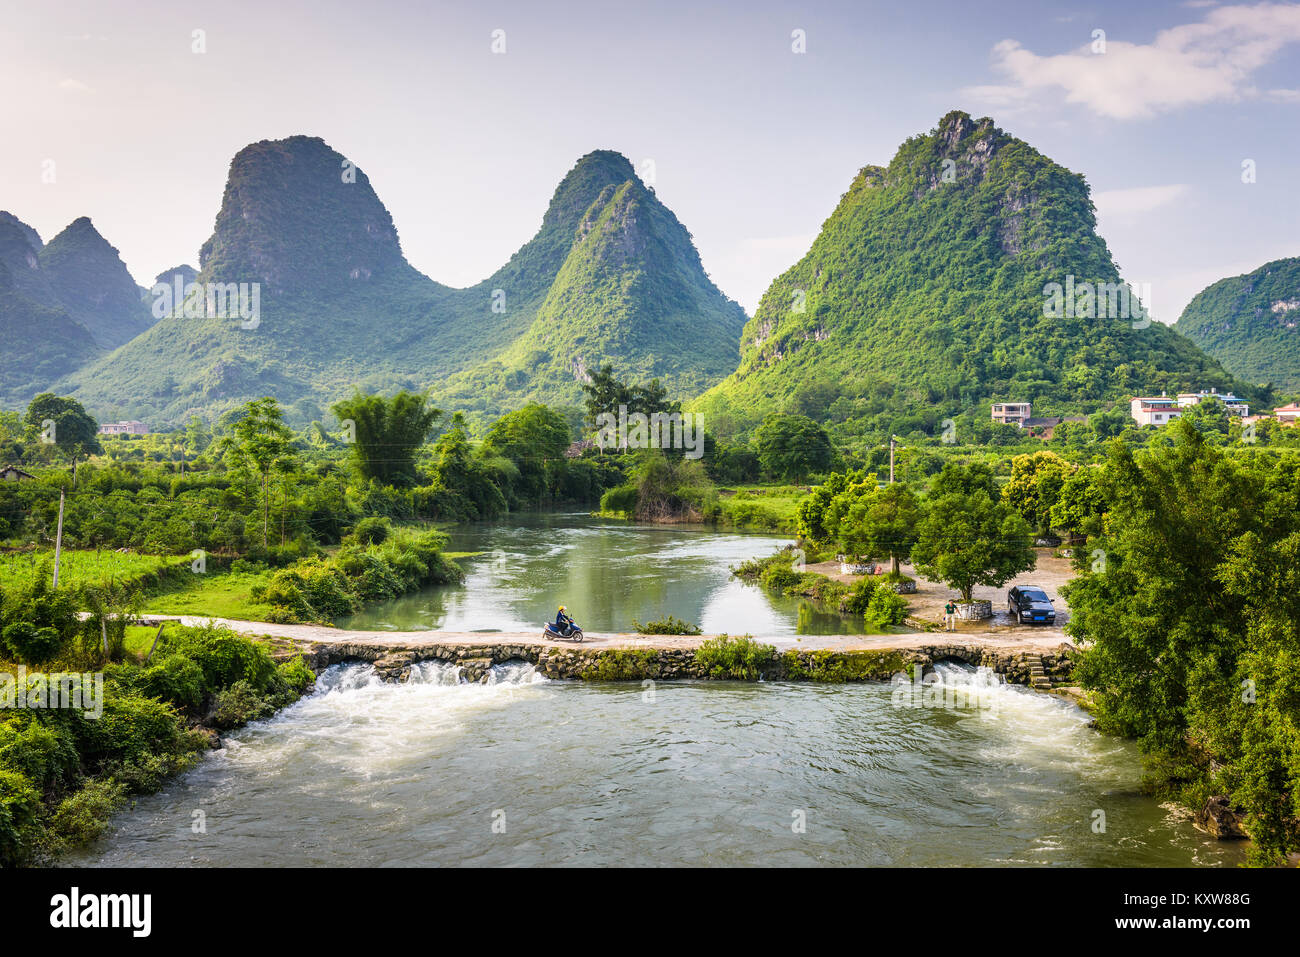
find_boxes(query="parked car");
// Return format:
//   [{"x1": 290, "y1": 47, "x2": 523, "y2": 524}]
[{"x1": 1008, "y1": 586, "x2": 1056, "y2": 625}]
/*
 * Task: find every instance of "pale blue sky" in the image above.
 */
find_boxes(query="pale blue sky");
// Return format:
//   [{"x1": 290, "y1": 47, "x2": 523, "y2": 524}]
[{"x1": 2, "y1": 0, "x2": 1298, "y2": 321}]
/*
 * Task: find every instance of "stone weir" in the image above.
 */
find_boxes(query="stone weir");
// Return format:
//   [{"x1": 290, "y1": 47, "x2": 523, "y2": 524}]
[{"x1": 281, "y1": 638, "x2": 1077, "y2": 689}]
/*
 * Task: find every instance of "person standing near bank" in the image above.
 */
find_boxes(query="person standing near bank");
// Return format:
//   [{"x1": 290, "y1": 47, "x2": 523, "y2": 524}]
[{"x1": 943, "y1": 599, "x2": 957, "y2": 632}]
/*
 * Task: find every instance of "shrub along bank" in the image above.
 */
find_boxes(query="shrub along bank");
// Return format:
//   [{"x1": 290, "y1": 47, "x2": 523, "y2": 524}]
[
  {"x1": 732, "y1": 550, "x2": 909, "y2": 628},
  {"x1": 0, "y1": 611, "x2": 316, "y2": 866},
  {"x1": 252, "y1": 525, "x2": 463, "y2": 623}
]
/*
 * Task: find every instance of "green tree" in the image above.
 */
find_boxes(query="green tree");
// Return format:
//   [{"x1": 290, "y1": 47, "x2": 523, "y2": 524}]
[
  {"x1": 754, "y1": 413, "x2": 833, "y2": 482},
  {"x1": 218, "y1": 397, "x2": 298, "y2": 548},
  {"x1": 1050, "y1": 465, "x2": 1108, "y2": 541},
  {"x1": 23, "y1": 393, "x2": 102, "y2": 486},
  {"x1": 1063, "y1": 420, "x2": 1300, "y2": 863},
  {"x1": 484, "y1": 403, "x2": 571, "y2": 504},
  {"x1": 1002, "y1": 450, "x2": 1073, "y2": 537},
  {"x1": 796, "y1": 470, "x2": 863, "y2": 544},
  {"x1": 837, "y1": 482, "x2": 920, "y2": 574},
  {"x1": 912, "y1": 466, "x2": 1035, "y2": 603},
  {"x1": 331, "y1": 390, "x2": 442, "y2": 487}
]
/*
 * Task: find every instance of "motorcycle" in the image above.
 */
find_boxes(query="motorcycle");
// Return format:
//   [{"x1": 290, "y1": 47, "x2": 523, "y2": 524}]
[{"x1": 542, "y1": 619, "x2": 584, "y2": 642}]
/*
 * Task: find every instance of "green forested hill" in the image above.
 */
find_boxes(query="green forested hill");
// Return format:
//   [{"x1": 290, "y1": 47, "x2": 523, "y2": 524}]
[
  {"x1": 433, "y1": 161, "x2": 748, "y2": 415},
  {"x1": 0, "y1": 213, "x2": 108, "y2": 403},
  {"x1": 693, "y1": 111, "x2": 1246, "y2": 437},
  {"x1": 57, "y1": 140, "x2": 743, "y2": 426},
  {"x1": 1174, "y1": 257, "x2": 1300, "y2": 391},
  {"x1": 38, "y1": 217, "x2": 156, "y2": 348},
  {"x1": 0, "y1": 257, "x2": 104, "y2": 404}
]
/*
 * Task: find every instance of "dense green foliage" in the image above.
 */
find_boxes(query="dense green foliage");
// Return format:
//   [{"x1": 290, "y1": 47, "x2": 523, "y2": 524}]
[
  {"x1": 754, "y1": 413, "x2": 833, "y2": 481},
  {"x1": 0, "y1": 564, "x2": 317, "y2": 865},
  {"x1": 911, "y1": 462, "x2": 1035, "y2": 602},
  {"x1": 630, "y1": 615, "x2": 702, "y2": 636},
  {"x1": 1064, "y1": 420, "x2": 1300, "y2": 864},
  {"x1": 1175, "y1": 256, "x2": 1300, "y2": 391},
  {"x1": 253, "y1": 527, "x2": 462, "y2": 623},
  {"x1": 694, "y1": 635, "x2": 776, "y2": 680},
  {"x1": 694, "y1": 111, "x2": 1253, "y2": 445},
  {"x1": 331, "y1": 390, "x2": 443, "y2": 486}
]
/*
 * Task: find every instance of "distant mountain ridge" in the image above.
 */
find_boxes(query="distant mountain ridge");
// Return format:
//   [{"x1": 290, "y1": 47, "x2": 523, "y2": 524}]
[
  {"x1": 0, "y1": 211, "x2": 157, "y2": 404},
  {"x1": 57, "y1": 138, "x2": 746, "y2": 426},
  {"x1": 1174, "y1": 257, "x2": 1300, "y2": 392}
]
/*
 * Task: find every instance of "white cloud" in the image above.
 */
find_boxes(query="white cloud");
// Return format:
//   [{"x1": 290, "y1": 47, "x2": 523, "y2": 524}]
[
  {"x1": 1093, "y1": 184, "x2": 1191, "y2": 217},
  {"x1": 966, "y1": 3, "x2": 1300, "y2": 119},
  {"x1": 57, "y1": 77, "x2": 93, "y2": 93}
]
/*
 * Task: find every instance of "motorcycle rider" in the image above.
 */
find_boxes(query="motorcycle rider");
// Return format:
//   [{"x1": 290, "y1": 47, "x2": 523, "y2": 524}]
[{"x1": 555, "y1": 605, "x2": 574, "y2": 635}]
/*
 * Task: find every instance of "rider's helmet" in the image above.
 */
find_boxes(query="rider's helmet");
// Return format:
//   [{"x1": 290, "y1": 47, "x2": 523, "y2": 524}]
[{"x1": 559, "y1": 605, "x2": 566, "y2": 612}]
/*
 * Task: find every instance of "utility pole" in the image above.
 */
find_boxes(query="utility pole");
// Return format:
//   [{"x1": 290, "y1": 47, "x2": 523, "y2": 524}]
[
  {"x1": 52, "y1": 486, "x2": 65, "y2": 588},
  {"x1": 889, "y1": 435, "x2": 896, "y2": 485}
]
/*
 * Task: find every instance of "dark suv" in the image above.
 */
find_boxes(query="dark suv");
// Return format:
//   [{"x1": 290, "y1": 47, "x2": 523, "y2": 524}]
[{"x1": 1008, "y1": 586, "x2": 1056, "y2": 625}]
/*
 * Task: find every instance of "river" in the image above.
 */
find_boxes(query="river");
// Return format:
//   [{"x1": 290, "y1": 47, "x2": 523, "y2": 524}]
[
  {"x1": 336, "y1": 511, "x2": 878, "y2": 635},
  {"x1": 75, "y1": 515, "x2": 1243, "y2": 867}
]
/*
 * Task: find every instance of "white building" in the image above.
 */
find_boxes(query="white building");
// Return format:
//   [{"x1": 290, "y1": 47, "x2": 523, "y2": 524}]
[
  {"x1": 98, "y1": 420, "x2": 148, "y2": 436},
  {"x1": 1175, "y1": 389, "x2": 1248, "y2": 417},
  {"x1": 991, "y1": 402, "x2": 1032, "y2": 427},
  {"x1": 1130, "y1": 395, "x2": 1182, "y2": 427},
  {"x1": 1273, "y1": 402, "x2": 1300, "y2": 425}
]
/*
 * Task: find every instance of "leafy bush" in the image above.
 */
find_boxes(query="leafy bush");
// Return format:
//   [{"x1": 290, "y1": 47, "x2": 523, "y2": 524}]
[
  {"x1": 600, "y1": 484, "x2": 638, "y2": 515},
  {"x1": 349, "y1": 516, "x2": 391, "y2": 545},
  {"x1": 0, "y1": 716, "x2": 79, "y2": 792},
  {"x1": 277, "y1": 656, "x2": 317, "y2": 695},
  {"x1": 865, "y1": 588, "x2": 909, "y2": 626},
  {"x1": 0, "y1": 769, "x2": 44, "y2": 866},
  {"x1": 695, "y1": 635, "x2": 775, "y2": 680},
  {"x1": 840, "y1": 576, "x2": 879, "y2": 615},
  {"x1": 1, "y1": 622, "x2": 64, "y2": 664},
  {"x1": 210, "y1": 680, "x2": 277, "y2": 730},
  {"x1": 47, "y1": 779, "x2": 126, "y2": 850},
  {"x1": 161, "y1": 626, "x2": 277, "y2": 692},
  {"x1": 133, "y1": 654, "x2": 206, "y2": 710},
  {"x1": 631, "y1": 616, "x2": 702, "y2": 635}
]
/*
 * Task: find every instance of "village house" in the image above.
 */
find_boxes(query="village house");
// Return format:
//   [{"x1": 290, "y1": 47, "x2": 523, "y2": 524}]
[
  {"x1": 1175, "y1": 389, "x2": 1248, "y2": 417},
  {"x1": 990, "y1": 402, "x2": 1032, "y2": 427},
  {"x1": 1274, "y1": 402, "x2": 1300, "y2": 425},
  {"x1": 1130, "y1": 394, "x2": 1181, "y2": 426},
  {"x1": 97, "y1": 420, "x2": 148, "y2": 436},
  {"x1": 0, "y1": 465, "x2": 36, "y2": 481}
]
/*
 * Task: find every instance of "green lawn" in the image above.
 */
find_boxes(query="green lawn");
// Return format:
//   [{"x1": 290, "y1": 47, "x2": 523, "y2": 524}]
[
  {"x1": 142, "y1": 569, "x2": 278, "y2": 621},
  {"x1": 0, "y1": 550, "x2": 187, "y2": 590},
  {"x1": 716, "y1": 485, "x2": 808, "y2": 533}
]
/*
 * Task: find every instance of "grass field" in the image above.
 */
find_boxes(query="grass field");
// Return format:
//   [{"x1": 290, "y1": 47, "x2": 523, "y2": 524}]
[
  {"x1": 141, "y1": 569, "x2": 278, "y2": 621},
  {"x1": 0, "y1": 550, "x2": 187, "y2": 590},
  {"x1": 715, "y1": 485, "x2": 807, "y2": 533}
]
